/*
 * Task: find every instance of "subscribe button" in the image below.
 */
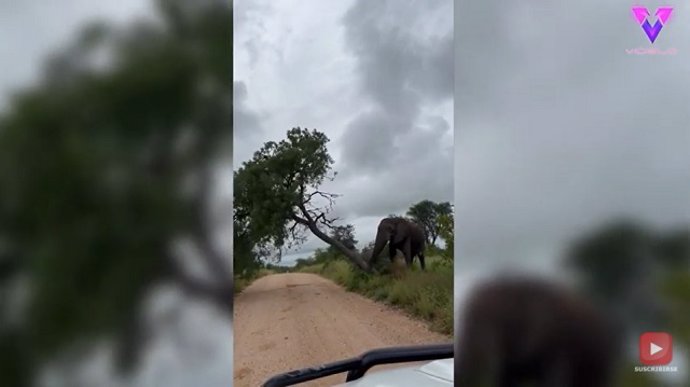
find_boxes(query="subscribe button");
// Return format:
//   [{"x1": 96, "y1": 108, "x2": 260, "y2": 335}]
[{"x1": 639, "y1": 332, "x2": 673, "y2": 366}]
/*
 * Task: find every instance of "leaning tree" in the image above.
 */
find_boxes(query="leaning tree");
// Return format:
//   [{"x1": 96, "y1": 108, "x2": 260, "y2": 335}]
[{"x1": 234, "y1": 128, "x2": 371, "y2": 271}]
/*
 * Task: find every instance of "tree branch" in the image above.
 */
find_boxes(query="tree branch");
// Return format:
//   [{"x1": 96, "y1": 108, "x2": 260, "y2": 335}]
[
  {"x1": 294, "y1": 202, "x2": 370, "y2": 272},
  {"x1": 313, "y1": 212, "x2": 340, "y2": 229},
  {"x1": 291, "y1": 214, "x2": 309, "y2": 225},
  {"x1": 296, "y1": 201, "x2": 314, "y2": 223},
  {"x1": 288, "y1": 219, "x2": 308, "y2": 243},
  {"x1": 303, "y1": 190, "x2": 340, "y2": 205}
]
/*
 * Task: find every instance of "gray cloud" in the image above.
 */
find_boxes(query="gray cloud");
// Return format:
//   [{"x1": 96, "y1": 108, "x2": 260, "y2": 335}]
[
  {"x1": 233, "y1": 81, "x2": 262, "y2": 137},
  {"x1": 235, "y1": 0, "x2": 453, "y2": 263},
  {"x1": 340, "y1": 0, "x2": 453, "y2": 171},
  {"x1": 234, "y1": 0, "x2": 275, "y2": 67},
  {"x1": 329, "y1": 117, "x2": 453, "y2": 219},
  {"x1": 0, "y1": 0, "x2": 153, "y2": 111},
  {"x1": 338, "y1": 109, "x2": 402, "y2": 172}
]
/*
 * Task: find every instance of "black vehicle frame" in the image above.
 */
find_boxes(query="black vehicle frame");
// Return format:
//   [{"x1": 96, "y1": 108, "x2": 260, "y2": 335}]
[{"x1": 262, "y1": 343, "x2": 453, "y2": 387}]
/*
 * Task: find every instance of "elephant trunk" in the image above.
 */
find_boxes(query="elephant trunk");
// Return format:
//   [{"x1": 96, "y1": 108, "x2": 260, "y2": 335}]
[{"x1": 370, "y1": 229, "x2": 389, "y2": 263}]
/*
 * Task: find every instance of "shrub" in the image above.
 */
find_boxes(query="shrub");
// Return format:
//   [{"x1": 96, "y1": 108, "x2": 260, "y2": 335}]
[{"x1": 298, "y1": 254, "x2": 453, "y2": 335}]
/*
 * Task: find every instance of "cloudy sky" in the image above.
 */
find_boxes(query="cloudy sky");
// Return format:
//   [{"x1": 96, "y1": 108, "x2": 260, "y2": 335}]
[
  {"x1": 0, "y1": 1, "x2": 155, "y2": 111},
  {"x1": 454, "y1": 0, "x2": 690, "y2": 282},
  {"x1": 234, "y1": 0, "x2": 454, "y2": 264}
]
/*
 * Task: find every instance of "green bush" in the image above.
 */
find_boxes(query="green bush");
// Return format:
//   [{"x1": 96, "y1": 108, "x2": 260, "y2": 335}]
[
  {"x1": 234, "y1": 278, "x2": 251, "y2": 294},
  {"x1": 298, "y1": 255, "x2": 453, "y2": 335},
  {"x1": 233, "y1": 268, "x2": 277, "y2": 295},
  {"x1": 299, "y1": 263, "x2": 324, "y2": 274}
]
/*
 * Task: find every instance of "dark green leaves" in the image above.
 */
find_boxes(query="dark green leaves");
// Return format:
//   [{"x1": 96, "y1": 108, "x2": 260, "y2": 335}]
[
  {"x1": 407, "y1": 200, "x2": 453, "y2": 245},
  {"x1": 234, "y1": 128, "x2": 334, "y2": 252}
]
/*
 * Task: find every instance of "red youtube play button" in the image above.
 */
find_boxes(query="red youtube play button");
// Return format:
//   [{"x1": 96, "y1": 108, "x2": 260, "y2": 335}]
[{"x1": 639, "y1": 332, "x2": 673, "y2": 365}]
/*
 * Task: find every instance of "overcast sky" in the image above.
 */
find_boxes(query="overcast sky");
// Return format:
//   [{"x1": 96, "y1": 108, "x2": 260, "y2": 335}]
[
  {"x1": 0, "y1": 1, "x2": 155, "y2": 111},
  {"x1": 234, "y1": 0, "x2": 454, "y2": 264},
  {"x1": 454, "y1": 0, "x2": 690, "y2": 285}
]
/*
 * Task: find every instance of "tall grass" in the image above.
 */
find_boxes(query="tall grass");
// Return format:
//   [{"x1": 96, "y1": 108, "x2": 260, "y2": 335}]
[
  {"x1": 300, "y1": 255, "x2": 453, "y2": 335},
  {"x1": 233, "y1": 268, "x2": 276, "y2": 294}
]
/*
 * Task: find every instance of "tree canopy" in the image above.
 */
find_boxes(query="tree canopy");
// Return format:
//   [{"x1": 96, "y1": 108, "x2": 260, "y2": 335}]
[
  {"x1": 437, "y1": 212, "x2": 454, "y2": 260},
  {"x1": 565, "y1": 219, "x2": 690, "y2": 336},
  {"x1": 406, "y1": 200, "x2": 453, "y2": 246},
  {"x1": 0, "y1": 0, "x2": 233, "y2": 384},
  {"x1": 234, "y1": 128, "x2": 370, "y2": 271},
  {"x1": 329, "y1": 224, "x2": 358, "y2": 252}
]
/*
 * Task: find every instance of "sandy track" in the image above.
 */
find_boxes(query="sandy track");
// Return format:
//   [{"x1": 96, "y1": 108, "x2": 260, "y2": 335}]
[{"x1": 233, "y1": 273, "x2": 450, "y2": 387}]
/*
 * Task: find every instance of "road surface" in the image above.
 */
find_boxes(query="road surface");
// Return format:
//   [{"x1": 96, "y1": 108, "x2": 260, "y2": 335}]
[{"x1": 233, "y1": 273, "x2": 451, "y2": 387}]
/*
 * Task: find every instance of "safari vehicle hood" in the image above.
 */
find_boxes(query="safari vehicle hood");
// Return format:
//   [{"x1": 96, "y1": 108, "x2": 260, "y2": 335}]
[
  {"x1": 335, "y1": 358, "x2": 453, "y2": 387},
  {"x1": 262, "y1": 343, "x2": 453, "y2": 387}
]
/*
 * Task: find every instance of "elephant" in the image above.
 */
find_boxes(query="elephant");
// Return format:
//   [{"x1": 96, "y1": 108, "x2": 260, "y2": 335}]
[
  {"x1": 455, "y1": 276, "x2": 619, "y2": 387},
  {"x1": 369, "y1": 217, "x2": 426, "y2": 270}
]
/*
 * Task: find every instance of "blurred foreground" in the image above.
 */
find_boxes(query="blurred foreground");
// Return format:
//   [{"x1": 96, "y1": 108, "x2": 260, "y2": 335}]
[
  {"x1": 454, "y1": 221, "x2": 690, "y2": 387},
  {"x1": 0, "y1": 1, "x2": 233, "y2": 386}
]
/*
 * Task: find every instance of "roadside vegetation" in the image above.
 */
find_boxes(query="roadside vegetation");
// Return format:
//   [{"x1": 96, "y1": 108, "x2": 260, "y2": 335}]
[
  {"x1": 298, "y1": 251, "x2": 453, "y2": 335},
  {"x1": 294, "y1": 210, "x2": 454, "y2": 335},
  {"x1": 233, "y1": 268, "x2": 274, "y2": 294},
  {"x1": 233, "y1": 263, "x2": 291, "y2": 294}
]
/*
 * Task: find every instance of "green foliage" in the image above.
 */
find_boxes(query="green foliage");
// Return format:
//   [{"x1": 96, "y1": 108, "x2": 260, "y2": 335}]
[
  {"x1": 233, "y1": 227, "x2": 264, "y2": 279},
  {"x1": 299, "y1": 263, "x2": 325, "y2": 274},
  {"x1": 298, "y1": 254, "x2": 453, "y2": 335},
  {"x1": 263, "y1": 263, "x2": 291, "y2": 274},
  {"x1": 233, "y1": 268, "x2": 280, "y2": 295},
  {"x1": 406, "y1": 200, "x2": 452, "y2": 245},
  {"x1": 234, "y1": 128, "x2": 334, "y2": 252},
  {"x1": 232, "y1": 127, "x2": 350, "y2": 287},
  {"x1": 565, "y1": 220, "x2": 653, "y2": 302},
  {"x1": 566, "y1": 220, "x2": 688, "y2": 307},
  {"x1": 653, "y1": 228, "x2": 690, "y2": 269},
  {"x1": 293, "y1": 260, "x2": 319, "y2": 273},
  {"x1": 566, "y1": 219, "x2": 690, "y2": 385},
  {"x1": 660, "y1": 270, "x2": 690, "y2": 347},
  {"x1": 233, "y1": 277, "x2": 251, "y2": 294},
  {"x1": 0, "y1": 329, "x2": 31, "y2": 387},
  {"x1": 437, "y1": 212, "x2": 454, "y2": 260},
  {"x1": 0, "y1": 0, "x2": 233, "y2": 381},
  {"x1": 328, "y1": 224, "x2": 358, "y2": 252}
]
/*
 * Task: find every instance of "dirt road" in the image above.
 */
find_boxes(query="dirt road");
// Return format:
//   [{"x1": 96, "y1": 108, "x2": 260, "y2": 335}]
[{"x1": 233, "y1": 273, "x2": 451, "y2": 387}]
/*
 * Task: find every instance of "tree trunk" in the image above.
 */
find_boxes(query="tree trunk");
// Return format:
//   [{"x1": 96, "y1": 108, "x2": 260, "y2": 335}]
[
  {"x1": 293, "y1": 199, "x2": 371, "y2": 272},
  {"x1": 306, "y1": 222, "x2": 371, "y2": 272}
]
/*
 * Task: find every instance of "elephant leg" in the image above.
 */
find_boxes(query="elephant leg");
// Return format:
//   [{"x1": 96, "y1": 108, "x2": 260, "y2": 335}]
[
  {"x1": 402, "y1": 239, "x2": 412, "y2": 267},
  {"x1": 418, "y1": 251, "x2": 426, "y2": 271},
  {"x1": 388, "y1": 244, "x2": 397, "y2": 263}
]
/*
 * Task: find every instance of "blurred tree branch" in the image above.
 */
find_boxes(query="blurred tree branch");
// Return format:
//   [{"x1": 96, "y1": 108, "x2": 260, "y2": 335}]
[{"x1": 0, "y1": 0, "x2": 233, "y2": 383}]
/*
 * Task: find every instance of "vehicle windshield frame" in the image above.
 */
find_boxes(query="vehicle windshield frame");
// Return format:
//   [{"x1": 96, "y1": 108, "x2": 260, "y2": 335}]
[{"x1": 261, "y1": 343, "x2": 454, "y2": 387}]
